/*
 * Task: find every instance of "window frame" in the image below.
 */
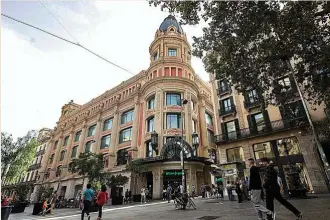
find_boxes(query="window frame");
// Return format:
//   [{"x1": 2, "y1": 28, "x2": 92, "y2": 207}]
[
  {"x1": 85, "y1": 141, "x2": 93, "y2": 152},
  {"x1": 205, "y1": 112, "x2": 213, "y2": 126},
  {"x1": 88, "y1": 125, "x2": 96, "y2": 137},
  {"x1": 103, "y1": 118, "x2": 113, "y2": 131},
  {"x1": 100, "y1": 134, "x2": 111, "y2": 149},
  {"x1": 168, "y1": 48, "x2": 177, "y2": 57},
  {"x1": 59, "y1": 150, "x2": 66, "y2": 161},
  {"x1": 148, "y1": 96, "x2": 155, "y2": 110},
  {"x1": 74, "y1": 131, "x2": 81, "y2": 142},
  {"x1": 119, "y1": 127, "x2": 132, "y2": 144},
  {"x1": 166, "y1": 93, "x2": 181, "y2": 106},
  {"x1": 226, "y1": 147, "x2": 244, "y2": 163},
  {"x1": 222, "y1": 98, "x2": 233, "y2": 112},
  {"x1": 63, "y1": 136, "x2": 69, "y2": 146},
  {"x1": 121, "y1": 110, "x2": 134, "y2": 124},
  {"x1": 166, "y1": 113, "x2": 181, "y2": 129},
  {"x1": 247, "y1": 89, "x2": 258, "y2": 103},
  {"x1": 153, "y1": 52, "x2": 158, "y2": 60},
  {"x1": 71, "y1": 146, "x2": 78, "y2": 158},
  {"x1": 147, "y1": 117, "x2": 155, "y2": 132}
]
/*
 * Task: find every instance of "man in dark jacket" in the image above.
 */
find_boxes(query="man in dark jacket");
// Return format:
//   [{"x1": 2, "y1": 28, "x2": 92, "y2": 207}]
[
  {"x1": 248, "y1": 158, "x2": 272, "y2": 220},
  {"x1": 260, "y1": 157, "x2": 302, "y2": 220}
]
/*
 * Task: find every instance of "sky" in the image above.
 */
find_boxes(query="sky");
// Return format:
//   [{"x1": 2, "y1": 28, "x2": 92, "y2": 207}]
[{"x1": 1, "y1": 0, "x2": 208, "y2": 140}]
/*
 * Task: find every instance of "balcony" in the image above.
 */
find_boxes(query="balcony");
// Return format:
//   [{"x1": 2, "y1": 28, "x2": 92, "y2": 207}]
[
  {"x1": 217, "y1": 85, "x2": 231, "y2": 96},
  {"x1": 244, "y1": 98, "x2": 261, "y2": 109},
  {"x1": 219, "y1": 105, "x2": 236, "y2": 116},
  {"x1": 28, "y1": 163, "x2": 41, "y2": 171},
  {"x1": 214, "y1": 117, "x2": 308, "y2": 144},
  {"x1": 35, "y1": 149, "x2": 45, "y2": 157}
]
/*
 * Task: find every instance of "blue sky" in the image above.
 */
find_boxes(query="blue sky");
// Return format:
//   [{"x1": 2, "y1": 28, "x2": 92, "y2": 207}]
[{"x1": 1, "y1": 0, "x2": 208, "y2": 139}]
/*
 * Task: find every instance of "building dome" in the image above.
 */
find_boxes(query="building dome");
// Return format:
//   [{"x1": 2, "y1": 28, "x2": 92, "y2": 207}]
[{"x1": 159, "y1": 15, "x2": 184, "y2": 34}]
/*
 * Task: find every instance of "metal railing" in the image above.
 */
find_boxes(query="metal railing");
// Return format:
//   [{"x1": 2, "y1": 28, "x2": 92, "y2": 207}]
[
  {"x1": 244, "y1": 98, "x2": 261, "y2": 109},
  {"x1": 214, "y1": 117, "x2": 308, "y2": 144},
  {"x1": 35, "y1": 149, "x2": 45, "y2": 157},
  {"x1": 217, "y1": 85, "x2": 231, "y2": 95},
  {"x1": 28, "y1": 163, "x2": 41, "y2": 171},
  {"x1": 219, "y1": 105, "x2": 236, "y2": 116}
]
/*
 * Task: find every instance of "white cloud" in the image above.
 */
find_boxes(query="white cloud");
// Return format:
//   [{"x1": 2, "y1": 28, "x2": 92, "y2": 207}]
[{"x1": 1, "y1": 1, "x2": 208, "y2": 139}]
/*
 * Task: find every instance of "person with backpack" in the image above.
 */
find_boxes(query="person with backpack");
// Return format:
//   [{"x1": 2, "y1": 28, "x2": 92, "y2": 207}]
[
  {"x1": 96, "y1": 185, "x2": 108, "y2": 220},
  {"x1": 81, "y1": 184, "x2": 94, "y2": 220}
]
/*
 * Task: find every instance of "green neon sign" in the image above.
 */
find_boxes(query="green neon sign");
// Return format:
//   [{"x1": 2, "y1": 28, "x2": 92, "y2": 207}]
[{"x1": 164, "y1": 171, "x2": 183, "y2": 176}]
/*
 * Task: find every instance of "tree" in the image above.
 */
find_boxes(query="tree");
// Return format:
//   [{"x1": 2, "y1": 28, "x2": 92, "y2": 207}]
[
  {"x1": 149, "y1": 1, "x2": 330, "y2": 107},
  {"x1": 1, "y1": 132, "x2": 18, "y2": 178},
  {"x1": 3, "y1": 130, "x2": 39, "y2": 184}
]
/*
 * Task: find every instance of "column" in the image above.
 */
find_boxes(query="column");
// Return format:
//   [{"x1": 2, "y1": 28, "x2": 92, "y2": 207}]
[
  {"x1": 185, "y1": 91, "x2": 192, "y2": 144},
  {"x1": 40, "y1": 140, "x2": 53, "y2": 174},
  {"x1": 65, "y1": 180, "x2": 75, "y2": 199},
  {"x1": 51, "y1": 135, "x2": 63, "y2": 171},
  {"x1": 63, "y1": 130, "x2": 75, "y2": 176},
  {"x1": 154, "y1": 88, "x2": 163, "y2": 155},
  {"x1": 198, "y1": 99, "x2": 208, "y2": 157},
  {"x1": 130, "y1": 99, "x2": 140, "y2": 151},
  {"x1": 109, "y1": 106, "x2": 119, "y2": 168},
  {"x1": 152, "y1": 168, "x2": 162, "y2": 199},
  {"x1": 94, "y1": 116, "x2": 103, "y2": 154}
]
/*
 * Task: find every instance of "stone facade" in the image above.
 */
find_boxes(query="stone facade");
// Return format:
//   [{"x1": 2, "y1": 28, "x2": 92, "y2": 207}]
[{"x1": 37, "y1": 15, "x2": 215, "y2": 199}]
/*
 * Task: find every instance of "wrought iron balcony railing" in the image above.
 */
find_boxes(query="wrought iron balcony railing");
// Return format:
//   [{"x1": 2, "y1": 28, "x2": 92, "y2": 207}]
[
  {"x1": 35, "y1": 149, "x2": 45, "y2": 157},
  {"x1": 217, "y1": 85, "x2": 231, "y2": 96},
  {"x1": 219, "y1": 105, "x2": 236, "y2": 116},
  {"x1": 244, "y1": 98, "x2": 261, "y2": 109},
  {"x1": 214, "y1": 117, "x2": 308, "y2": 144},
  {"x1": 28, "y1": 163, "x2": 41, "y2": 171}
]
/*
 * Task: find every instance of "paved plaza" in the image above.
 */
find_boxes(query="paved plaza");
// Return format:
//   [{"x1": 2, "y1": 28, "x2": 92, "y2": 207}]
[{"x1": 9, "y1": 194, "x2": 330, "y2": 220}]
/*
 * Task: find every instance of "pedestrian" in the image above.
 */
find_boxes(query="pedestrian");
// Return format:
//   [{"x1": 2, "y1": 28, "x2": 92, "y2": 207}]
[
  {"x1": 81, "y1": 183, "x2": 94, "y2": 220},
  {"x1": 48, "y1": 190, "x2": 57, "y2": 215},
  {"x1": 218, "y1": 183, "x2": 224, "y2": 203},
  {"x1": 260, "y1": 157, "x2": 302, "y2": 220},
  {"x1": 278, "y1": 176, "x2": 284, "y2": 196},
  {"x1": 242, "y1": 177, "x2": 250, "y2": 201},
  {"x1": 248, "y1": 158, "x2": 273, "y2": 220},
  {"x1": 235, "y1": 179, "x2": 243, "y2": 203},
  {"x1": 145, "y1": 187, "x2": 150, "y2": 202},
  {"x1": 162, "y1": 187, "x2": 167, "y2": 200},
  {"x1": 191, "y1": 184, "x2": 196, "y2": 198},
  {"x1": 124, "y1": 189, "x2": 129, "y2": 204},
  {"x1": 226, "y1": 181, "x2": 233, "y2": 201},
  {"x1": 201, "y1": 184, "x2": 206, "y2": 198},
  {"x1": 96, "y1": 185, "x2": 108, "y2": 220},
  {"x1": 141, "y1": 186, "x2": 146, "y2": 204},
  {"x1": 178, "y1": 183, "x2": 184, "y2": 194},
  {"x1": 166, "y1": 184, "x2": 172, "y2": 203}
]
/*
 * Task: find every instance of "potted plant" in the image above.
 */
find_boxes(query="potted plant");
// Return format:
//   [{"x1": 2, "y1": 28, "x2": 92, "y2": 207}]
[
  {"x1": 10, "y1": 183, "x2": 31, "y2": 213},
  {"x1": 32, "y1": 185, "x2": 53, "y2": 215}
]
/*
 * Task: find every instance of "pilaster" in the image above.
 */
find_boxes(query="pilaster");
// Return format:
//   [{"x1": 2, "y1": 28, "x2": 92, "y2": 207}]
[
  {"x1": 198, "y1": 99, "x2": 208, "y2": 157},
  {"x1": 78, "y1": 121, "x2": 88, "y2": 155},
  {"x1": 94, "y1": 114, "x2": 103, "y2": 154},
  {"x1": 130, "y1": 98, "x2": 140, "y2": 152}
]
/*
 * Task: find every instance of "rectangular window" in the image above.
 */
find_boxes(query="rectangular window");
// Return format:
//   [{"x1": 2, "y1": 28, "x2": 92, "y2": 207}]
[
  {"x1": 103, "y1": 118, "x2": 113, "y2": 131},
  {"x1": 49, "y1": 154, "x2": 54, "y2": 164},
  {"x1": 278, "y1": 77, "x2": 291, "y2": 91},
  {"x1": 205, "y1": 113, "x2": 213, "y2": 126},
  {"x1": 117, "y1": 149, "x2": 128, "y2": 165},
  {"x1": 276, "y1": 137, "x2": 301, "y2": 156},
  {"x1": 53, "y1": 141, "x2": 58, "y2": 150},
  {"x1": 253, "y1": 142, "x2": 275, "y2": 160},
  {"x1": 85, "y1": 141, "x2": 93, "y2": 152},
  {"x1": 253, "y1": 113, "x2": 266, "y2": 132},
  {"x1": 71, "y1": 146, "x2": 78, "y2": 158},
  {"x1": 207, "y1": 129, "x2": 214, "y2": 143},
  {"x1": 146, "y1": 141, "x2": 155, "y2": 158},
  {"x1": 119, "y1": 127, "x2": 132, "y2": 143},
  {"x1": 74, "y1": 131, "x2": 81, "y2": 142},
  {"x1": 191, "y1": 101, "x2": 195, "y2": 111},
  {"x1": 218, "y1": 80, "x2": 229, "y2": 93},
  {"x1": 88, "y1": 125, "x2": 96, "y2": 137},
  {"x1": 226, "y1": 147, "x2": 244, "y2": 162},
  {"x1": 166, "y1": 113, "x2": 181, "y2": 129},
  {"x1": 121, "y1": 110, "x2": 134, "y2": 124},
  {"x1": 60, "y1": 151, "x2": 65, "y2": 161},
  {"x1": 153, "y1": 52, "x2": 158, "y2": 60},
  {"x1": 225, "y1": 121, "x2": 237, "y2": 140},
  {"x1": 192, "y1": 119, "x2": 197, "y2": 133},
  {"x1": 63, "y1": 136, "x2": 69, "y2": 146},
  {"x1": 222, "y1": 98, "x2": 233, "y2": 112},
  {"x1": 168, "y1": 48, "x2": 177, "y2": 57},
  {"x1": 100, "y1": 135, "x2": 111, "y2": 149},
  {"x1": 148, "y1": 97, "x2": 155, "y2": 109},
  {"x1": 247, "y1": 89, "x2": 258, "y2": 103},
  {"x1": 147, "y1": 117, "x2": 154, "y2": 132},
  {"x1": 166, "y1": 93, "x2": 181, "y2": 106}
]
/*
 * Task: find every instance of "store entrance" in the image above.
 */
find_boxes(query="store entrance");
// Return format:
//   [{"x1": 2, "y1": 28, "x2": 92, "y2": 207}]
[{"x1": 163, "y1": 170, "x2": 185, "y2": 193}]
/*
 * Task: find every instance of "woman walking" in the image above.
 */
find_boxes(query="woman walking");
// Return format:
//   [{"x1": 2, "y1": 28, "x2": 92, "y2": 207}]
[
  {"x1": 235, "y1": 179, "x2": 243, "y2": 203},
  {"x1": 96, "y1": 185, "x2": 108, "y2": 220}
]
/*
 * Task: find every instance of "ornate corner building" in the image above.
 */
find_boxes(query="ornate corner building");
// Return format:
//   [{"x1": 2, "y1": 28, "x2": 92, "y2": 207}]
[
  {"x1": 37, "y1": 15, "x2": 216, "y2": 199},
  {"x1": 209, "y1": 71, "x2": 329, "y2": 194}
]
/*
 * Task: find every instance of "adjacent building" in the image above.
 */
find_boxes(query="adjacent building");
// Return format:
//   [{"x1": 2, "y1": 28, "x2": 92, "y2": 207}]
[
  {"x1": 209, "y1": 71, "x2": 329, "y2": 194},
  {"x1": 39, "y1": 15, "x2": 216, "y2": 199}
]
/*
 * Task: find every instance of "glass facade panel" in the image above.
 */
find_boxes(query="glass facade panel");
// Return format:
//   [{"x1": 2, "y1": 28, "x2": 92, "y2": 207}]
[
  {"x1": 148, "y1": 97, "x2": 155, "y2": 109},
  {"x1": 253, "y1": 142, "x2": 275, "y2": 159},
  {"x1": 85, "y1": 141, "x2": 92, "y2": 152},
  {"x1": 103, "y1": 119, "x2": 113, "y2": 131},
  {"x1": 147, "y1": 117, "x2": 154, "y2": 132},
  {"x1": 88, "y1": 125, "x2": 96, "y2": 137},
  {"x1": 225, "y1": 121, "x2": 237, "y2": 140},
  {"x1": 119, "y1": 127, "x2": 132, "y2": 143},
  {"x1": 205, "y1": 113, "x2": 213, "y2": 126},
  {"x1": 71, "y1": 146, "x2": 78, "y2": 158},
  {"x1": 226, "y1": 147, "x2": 244, "y2": 162},
  {"x1": 253, "y1": 113, "x2": 266, "y2": 132},
  {"x1": 168, "y1": 48, "x2": 177, "y2": 56},
  {"x1": 248, "y1": 89, "x2": 258, "y2": 103},
  {"x1": 166, "y1": 114, "x2": 181, "y2": 129},
  {"x1": 63, "y1": 136, "x2": 69, "y2": 146},
  {"x1": 166, "y1": 93, "x2": 181, "y2": 106},
  {"x1": 74, "y1": 131, "x2": 81, "y2": 142},
  {"x1": 222, "y1": 98, "x2": 232, "y2": 112},
  {"x1": 100, "y1": 135, "x2": 111, "y2": 149},
  {"x1": 276, "y1": 137, "x2": 301, "y2": 156},
  {"x1": 121, "y1": 110, "x2": 134, "y2": 124}
]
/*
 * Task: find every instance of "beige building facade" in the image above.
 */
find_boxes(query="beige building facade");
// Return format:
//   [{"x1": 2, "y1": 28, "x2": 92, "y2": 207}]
[
  {"x1": 37, "y1": 15, "x2": 216, "y2": 199},
  {"x1": 209, "y1": 71, "x2": 329, "y2": 194}
]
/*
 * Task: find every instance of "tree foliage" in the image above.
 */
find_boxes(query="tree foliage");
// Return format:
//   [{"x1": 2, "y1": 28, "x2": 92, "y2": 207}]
[
  {"x1": 1, "y1": 132, "x2": 18, "y2": 178},
  {"x1": 2, "y1": 130, "x2": 39, "y2": 184},
  {"x1": 149, "y1": 1, "x2": 330, "y2": 106},
  {"x1": 12, "y1": 182, "x2": 32, "y2": 203}
]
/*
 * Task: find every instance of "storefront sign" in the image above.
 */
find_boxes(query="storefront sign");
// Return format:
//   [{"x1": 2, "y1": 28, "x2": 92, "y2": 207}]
[{"x1": 163, "y1": 170, "x2": 183, "y2": 176}]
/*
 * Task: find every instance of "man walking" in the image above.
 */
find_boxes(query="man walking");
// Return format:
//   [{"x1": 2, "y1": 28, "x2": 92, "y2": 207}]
[
  {"x1": 81, "y1": 184, "x2": 94, "y2": 220},
  {"x1": 248, "y1": 158, "x2": 273, "y2": 220},
  {"x1": 141, "y1": 186, "x2": 146, "y2": 204},
  {"x1": 166, "y1": 184, "x2": 172, "y2": 203},
  {"x1": 191, "y1": 184, "x2": 196, "y2": 198},
  {"x1": 260, "y1": 157, "x2": 302, "y2": 220}
]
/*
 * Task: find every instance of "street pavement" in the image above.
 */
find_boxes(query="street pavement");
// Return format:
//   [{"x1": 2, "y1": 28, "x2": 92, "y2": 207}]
[{"x1": 9, "y1": 194, "x2": 330, "y2": 220}]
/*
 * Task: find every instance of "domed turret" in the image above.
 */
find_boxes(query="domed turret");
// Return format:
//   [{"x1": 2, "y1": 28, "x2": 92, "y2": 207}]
[{"x1": 159, "y1": 15, "x2": 184, "y2": 34}]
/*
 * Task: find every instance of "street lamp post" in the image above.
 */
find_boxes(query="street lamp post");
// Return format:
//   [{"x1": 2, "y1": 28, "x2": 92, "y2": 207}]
[{"x1": 181, "y1": 98, "x2": 188, "y2": 209}]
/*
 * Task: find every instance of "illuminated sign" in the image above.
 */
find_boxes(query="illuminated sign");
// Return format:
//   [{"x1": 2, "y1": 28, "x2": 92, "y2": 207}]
[{"x1": 163, "y1": 170, "x2": 183, "y2": 176}]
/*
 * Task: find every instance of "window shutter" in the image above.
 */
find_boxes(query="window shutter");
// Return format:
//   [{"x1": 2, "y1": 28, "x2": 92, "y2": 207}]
[
  {"x1": 262, "y1": 110, "x2": 272, "y2": 132},
  {"x1": 297, "y1": 100, "x2": 306, "y2": 119},
  {"x1": 234, "y1": 119, "x2": 241, "y2": 138},
  {"x1": 229, "y1": 96, "x2": 234, "y2": 109},
  {"x1": 221, "y1": 123, "x2": 227, "y2": 141},
  {"x1": 219, "y1": 100, "x2": 224, "y2": 115},
  {"x1": 247, "y1": 115, "x2": 256, "y2": 135}
]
